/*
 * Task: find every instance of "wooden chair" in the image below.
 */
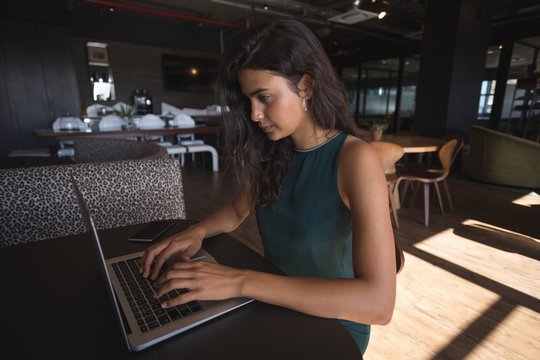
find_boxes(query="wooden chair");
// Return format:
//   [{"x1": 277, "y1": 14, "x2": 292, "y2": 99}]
[
  {"x1": 396, "y1": 139, "x2": 458, "y2": 226},
  {"x1": 370, "y1": 141, "x2": 405, "y2": 229},
  {"x1": 370, "y1": 141, "x2": 406, "y2": 273},
  {"x1": 400, "y1": 134, "x2": 463, "y2": 211},
  {"x1": 440, "y1": 133, "x2": 464, "y2": 210}
]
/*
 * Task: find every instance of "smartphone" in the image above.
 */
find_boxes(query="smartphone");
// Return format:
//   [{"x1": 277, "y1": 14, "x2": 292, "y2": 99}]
[{"x1": 128, "y1": 221, "x2": 174, "y2": 243}]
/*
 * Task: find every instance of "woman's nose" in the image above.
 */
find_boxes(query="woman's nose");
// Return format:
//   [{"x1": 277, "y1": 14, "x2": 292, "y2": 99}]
[
  {"x1": 251, "y1": 107, "x2": 263, "y2": 123},
  {"x1": 251, "y1": 111, "x2": 263, "y2": 122}
]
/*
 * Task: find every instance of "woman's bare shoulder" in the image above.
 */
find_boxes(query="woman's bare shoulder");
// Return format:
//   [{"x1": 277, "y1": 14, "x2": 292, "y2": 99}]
[{"x1": 341, "y1": 135, "x2": 379, "y2": 166}]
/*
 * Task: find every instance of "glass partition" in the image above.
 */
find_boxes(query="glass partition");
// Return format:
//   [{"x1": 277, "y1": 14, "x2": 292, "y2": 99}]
[{"x1": 341, "y1": 66, "x2": 360, "y2": 119}]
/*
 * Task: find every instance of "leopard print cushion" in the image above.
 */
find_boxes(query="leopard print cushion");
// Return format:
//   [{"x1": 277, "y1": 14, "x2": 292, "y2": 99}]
[
  {"x1": 0, "y1": 157, "x2": 185, "y2": 247},
  {"x1": 74, "y1": 137, "x2": 168, "y2": 163}
]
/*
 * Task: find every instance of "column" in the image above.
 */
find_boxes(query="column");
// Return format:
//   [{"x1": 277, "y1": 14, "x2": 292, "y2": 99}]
[{"x1": 414, "y1": 0, "x2": 490, "y2": 138}]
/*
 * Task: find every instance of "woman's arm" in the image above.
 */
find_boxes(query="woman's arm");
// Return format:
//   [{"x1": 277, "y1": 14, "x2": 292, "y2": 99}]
[
  {"x1": 155, "y1": 138, "x2": 397, "y2": 325},
  {"x1": 141, "y1": 184, "x2": 252, "y2": 280}
]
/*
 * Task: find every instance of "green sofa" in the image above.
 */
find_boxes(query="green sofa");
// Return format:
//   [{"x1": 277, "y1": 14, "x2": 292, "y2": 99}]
[{"x1": 469, "y1": 125, "x2": 540, "y2": 189}]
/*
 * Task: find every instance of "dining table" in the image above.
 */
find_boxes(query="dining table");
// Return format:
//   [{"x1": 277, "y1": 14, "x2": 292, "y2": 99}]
[
  {"x1": 382, "y1": 133, "x2": 447, "y2": 154},
  {"x1": 33, "y1": 125, "x2": 223, "y2": 156},
  {"x1": 379, "y1": 133, "x2": 447, "y2": 210},
  {"x1": 0, "y1": 219, "x2": 363, "y2": 359},
  {"x1": 33, "y1": 124, "x2": 223, "y2": 141}
]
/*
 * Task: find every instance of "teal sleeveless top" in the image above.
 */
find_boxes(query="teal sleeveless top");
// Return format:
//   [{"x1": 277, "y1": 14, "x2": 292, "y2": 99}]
[{"x1": 255, "y1": 132, "x2": 370, "y2": 354}]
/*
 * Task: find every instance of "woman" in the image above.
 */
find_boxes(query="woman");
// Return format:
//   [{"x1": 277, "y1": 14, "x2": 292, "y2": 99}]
[{"x1": 141, "y1": 19, "x2": 396, "y2": 354}]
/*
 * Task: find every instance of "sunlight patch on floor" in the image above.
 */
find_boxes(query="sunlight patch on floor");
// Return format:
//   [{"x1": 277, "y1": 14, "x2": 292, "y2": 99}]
[
  {"x1": 464, "y1": 305, "x2": 540, "y2": 360},
  {"x1": 370, "y1": 249, "x2": 503, "y2": 360},
  {"x1": 413, "y1": 226, "x2": 540, "y2": 299},
  {"x1": 511, "y1": 191, "x2": 540, "y2": 208}
]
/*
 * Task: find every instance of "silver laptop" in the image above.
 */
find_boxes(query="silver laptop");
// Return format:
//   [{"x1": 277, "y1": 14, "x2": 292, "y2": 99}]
[{"x1": 70, "y1": 176, "x2": 252, "y2": 351}]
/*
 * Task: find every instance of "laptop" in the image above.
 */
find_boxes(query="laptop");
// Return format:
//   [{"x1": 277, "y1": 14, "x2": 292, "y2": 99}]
[{"x1": 70, "y1": 176, "x2": 253, "y2": 351}]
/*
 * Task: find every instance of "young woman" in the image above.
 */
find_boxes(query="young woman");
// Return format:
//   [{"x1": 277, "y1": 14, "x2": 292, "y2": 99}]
[{"x1": 141, "y1": 19, "x2": 396, "y2": 354}]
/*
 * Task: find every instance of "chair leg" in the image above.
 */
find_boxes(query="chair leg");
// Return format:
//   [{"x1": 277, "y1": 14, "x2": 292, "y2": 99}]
[
  {"x1": 400, "y1": 180, "x2": 410, "y2": 207},
  {"x1": 443, "y1": 180, "x2": 454, "y2": 211},
  {"x1": 434, "y1": 182, "x2": 444, "y2": 215},
  {"x1": 410, "y1": 181, "x2": 420, "y2": 209},
  {"x1": 388, "y1": 184, "x2": 399, "y2": 229},
  {"x1": 423, "y1": 183, "x2": 430, "y2": 227}
]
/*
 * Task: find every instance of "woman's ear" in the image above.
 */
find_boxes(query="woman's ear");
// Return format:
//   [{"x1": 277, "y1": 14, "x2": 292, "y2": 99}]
[{"x1": 298, "y1": 74, "x2": 313, "y2": 99}]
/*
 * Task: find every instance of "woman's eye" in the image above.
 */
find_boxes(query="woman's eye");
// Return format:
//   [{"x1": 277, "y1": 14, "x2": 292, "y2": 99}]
[{"x1": 258, "y1": 95, "x2": 270, "y2": 103}]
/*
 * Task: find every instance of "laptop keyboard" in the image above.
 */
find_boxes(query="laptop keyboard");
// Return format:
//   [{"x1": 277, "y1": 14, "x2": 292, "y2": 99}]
[{"x1": 112, "y1": 257, "x2": 204, "y2": 333}]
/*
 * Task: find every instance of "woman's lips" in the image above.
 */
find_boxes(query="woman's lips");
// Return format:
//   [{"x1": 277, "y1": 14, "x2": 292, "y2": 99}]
[{"x1": 260, "y1": 124, "x2": 273, "y2": 133}]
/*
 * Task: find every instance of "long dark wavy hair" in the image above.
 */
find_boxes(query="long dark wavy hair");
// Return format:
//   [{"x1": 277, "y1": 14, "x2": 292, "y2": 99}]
[{"x1": 216, "y1": 20, "x2": 359, "y2": 208}]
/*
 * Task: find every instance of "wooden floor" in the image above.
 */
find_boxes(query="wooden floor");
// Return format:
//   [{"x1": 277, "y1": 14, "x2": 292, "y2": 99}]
[{"x1": 181, "y1": 164, "x2": 540, "y2": 360}]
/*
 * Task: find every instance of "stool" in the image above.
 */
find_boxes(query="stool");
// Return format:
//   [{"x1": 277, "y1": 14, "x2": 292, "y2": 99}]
[
  {"x1": 185, "y1": 144, "x2": 219, "y2": 172},
  {"x1": 178, "y1": 139, "x2": 205, "y2": 162},
  {"x1": 165, "y1": 145, "x2": 188, "y2": 166}
]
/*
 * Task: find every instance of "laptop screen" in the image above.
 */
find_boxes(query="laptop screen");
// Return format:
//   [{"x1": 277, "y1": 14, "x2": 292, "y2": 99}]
[{"x1": 70, "y1": 175, "x2": 132, "y2": 350}]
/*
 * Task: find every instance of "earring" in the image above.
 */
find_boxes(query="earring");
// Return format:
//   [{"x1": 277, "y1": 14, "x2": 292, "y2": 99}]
[{"x1": 302, "y1": 98, "x2": 308, "y2": 111}]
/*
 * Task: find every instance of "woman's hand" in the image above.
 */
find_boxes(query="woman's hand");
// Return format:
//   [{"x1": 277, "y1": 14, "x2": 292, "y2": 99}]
[
  {"x1": 140, "y1": 225, "x2": 206, "y2": 280},
  {"x1": 154, "y1": 260, "x2": 246, "y2": 308}
]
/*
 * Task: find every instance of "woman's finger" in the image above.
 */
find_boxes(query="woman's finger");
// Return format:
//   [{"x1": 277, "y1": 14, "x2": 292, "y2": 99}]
[
  {"x1": 140, "y1": 241, "x2": 168, "y2": 277},
  {"x1": 155, "y1": 277, "x2": 197, "y2": 299}
]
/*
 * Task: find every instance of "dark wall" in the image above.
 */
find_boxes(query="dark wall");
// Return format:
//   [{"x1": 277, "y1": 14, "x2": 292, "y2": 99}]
[
  {"x1": 0, "y1": 19, "x2": 81, "y2": 156},
  {"x1": 72, "y1": 38, "x2": 220, "y2": 112},
  {"x1": 0, "y1": 36, "x2": 18, "y2": 155}
]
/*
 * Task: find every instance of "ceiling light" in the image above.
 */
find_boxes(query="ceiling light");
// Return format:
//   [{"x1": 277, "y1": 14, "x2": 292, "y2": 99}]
[
  {"x1": 378, "y1": 11, "x2": 386, "y2": 19},
  {"x1": 328, "y1": 8, "x2": 378, "y2": 24},
  {"x1": 353, "y1": 0, "x2": 360, "y2": 6},
  {"x1": 263, "y1": 4, "x2": 269, "y2": 11}
]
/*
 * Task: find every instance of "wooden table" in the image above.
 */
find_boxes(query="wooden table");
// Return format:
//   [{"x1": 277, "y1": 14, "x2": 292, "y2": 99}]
[
  {"x1": 33, "y1": 125, "x2": 223, "y2": 156},
  {"x1": 382, "y1": 134, "x2": 447, "y2": 154},
  {"x1": 379, "y1": 134, "x2": 447, "y2": 210},
  {"x1": 33, "y1": 125, "x2": 223, "y2": 141}
]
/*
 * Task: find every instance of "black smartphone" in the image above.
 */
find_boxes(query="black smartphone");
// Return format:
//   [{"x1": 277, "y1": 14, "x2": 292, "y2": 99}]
[{"x1": 128, "y1": 221, "x2": 174, "y2": 243}]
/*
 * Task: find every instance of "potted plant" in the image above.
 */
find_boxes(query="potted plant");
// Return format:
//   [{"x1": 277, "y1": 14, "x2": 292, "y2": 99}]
[
  {"x1": 115, "y1": 104, "x2": 134, "y2": 128},
  {"x1": 369, "y1": 117, "x2": 391, "y2": 141}
]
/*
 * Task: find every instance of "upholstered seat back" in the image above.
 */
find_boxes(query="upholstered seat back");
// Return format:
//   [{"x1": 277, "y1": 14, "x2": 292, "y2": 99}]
[
  {"x1": 0, "y1": 157, "x2": 185, "y2": 247},
  {"x1": 470, "y1": 125, "x2": 540, "y2": 188},
  {"x1": 74, "y1": 138, "x2": 168, "y2": 163}
]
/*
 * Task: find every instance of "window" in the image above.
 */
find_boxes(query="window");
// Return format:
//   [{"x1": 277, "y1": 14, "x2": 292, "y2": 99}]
[{"x1": 478, "y1": 80, "x2": 496, "y2": 117}]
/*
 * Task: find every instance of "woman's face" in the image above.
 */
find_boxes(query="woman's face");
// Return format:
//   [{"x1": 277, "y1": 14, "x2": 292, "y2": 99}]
[{"x1": 238, "y1": 69, "x2": 311, "y2": 143}]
